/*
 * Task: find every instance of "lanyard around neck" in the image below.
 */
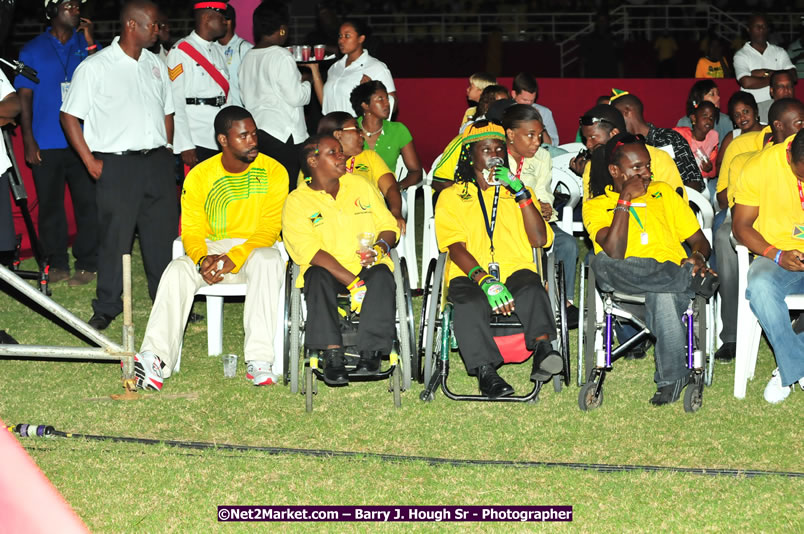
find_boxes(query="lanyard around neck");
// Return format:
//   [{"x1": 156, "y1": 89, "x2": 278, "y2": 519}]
[{"x1": 476, "y1": 184, "x2": 501, "y2": 258}]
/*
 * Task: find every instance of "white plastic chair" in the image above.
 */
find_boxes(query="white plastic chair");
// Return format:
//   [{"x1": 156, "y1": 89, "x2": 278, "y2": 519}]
[
  {"x1": 420, "y1": 153, "x2": 441, "y2": 288},
  {"x1": 558, "y1": 142, "x2": 586, "y2": 154},
  {"x1": 733, "y1": 243, "x2": 804, "y2": 399},
  {"x1": 171, "y1": 238, "x2": 288, "y2": 376},
  {"x1": 394, "y1": 155, "x2": 420, "y2": 289},
  {"x1": 550, "y1": 152, "x2": 584, "y2": 236},
  {"x1": 686, "y1": 187, "x2": 714, "y2": 244}
]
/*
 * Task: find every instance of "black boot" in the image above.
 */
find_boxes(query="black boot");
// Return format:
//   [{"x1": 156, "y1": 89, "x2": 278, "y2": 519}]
[
  {"x1": 322, "y1": 348, "x2": 349, "y2": 386},
  {"x1": 355, "y1": 350, "x2": 381, "y2": 374},
  {"x1": 477, "y1": 364, "x2": 514, "y2": 399},
  {"x1": 530, "y1": 341, "x2": 563, "y2": 383}
]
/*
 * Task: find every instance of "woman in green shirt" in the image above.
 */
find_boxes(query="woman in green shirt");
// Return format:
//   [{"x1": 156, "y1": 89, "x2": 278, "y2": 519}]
[{"x1": 350, "y1": 80, "x2": 422, "y2": 192}]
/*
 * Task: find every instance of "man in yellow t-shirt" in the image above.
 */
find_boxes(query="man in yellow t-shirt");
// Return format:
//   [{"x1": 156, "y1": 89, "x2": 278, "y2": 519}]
[
  {"x1": 434, "y1": 122, "x2": 559, "y2": 399},
  {"x1": 583, "y1": 134, "x2": 715, "y2": 406},
  {"x1": 283, "y1": 134, "x2": 400, "y2": 386},
  {"x1": 712, "y1": 98, "x2": 804, "y2": 362},
  {"x1": 733, "y1": 129, "x2": 804, "y2": 403},
  {"x1": 134, "y1": 107, "x2": 289, "y2": 391}
]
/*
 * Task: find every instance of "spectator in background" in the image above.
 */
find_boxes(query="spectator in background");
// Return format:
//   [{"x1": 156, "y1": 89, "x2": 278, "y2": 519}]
[
  {"x1": 733, "y1": 13, "x2": 795, "y2": 106},
  {"x1": 575, "y1": 95, "x2": 609, "y2": 143},
  {"x1": 716, "y1": 91, "x2": 764, "y2": 176},
  {"x1": 675, "y1": 80, "x2": 731, "y2": 150},
  {"x1": 654, "y1": 30, "x2": 678, "y2": 78},
  {"x1": 60, "y1": 0, "x2": 178, "y2": 331},
  {"x1": 240, "y1": 0, "x2": 323, "y2": 192},
  {"x1": 460, "y1": 72, "x2": 496, "y2": 128},
  {"x1": 613, "y1": 91, "x2": 706, "y2": 192},
  {"x1": 149, "y1": 9, "x2": 171, "y2": 63},
  {"x1": 460, "y1": 84, "x2": 508, "y2": 132},
  {"x1": 757, "y1": 70, "x2": 797, "y2": 124},
  {"x1": 16, "y1": 0, "x2": 99, "y2": 286},
  {"x1": 351, "y1": 80, "x2": 422, "y2": 192},
  {"x1": 788, "y1": 19, "x2": 804, "y2": 80},
  {"x1": 580, "y1": 12, "x2": 622, "y2": 78},
  {"x1": 167, "y1": 1, "x2": 229, "y2": 168},
  {"x1": 217, "y1": 4, "x2": 253, "y2": 107},
  {"x1": 322, "y1": 19, "x2": 396, "y2": 116},
  {"x1": 673, "y1": 101, "x2": 719, "y2": 197},
  {"x1": 695, "y1": 36, "x2": 731, "y2": 79},
  {"x1": 510, "y1": 72, "x2": 559, "y2": 145}
]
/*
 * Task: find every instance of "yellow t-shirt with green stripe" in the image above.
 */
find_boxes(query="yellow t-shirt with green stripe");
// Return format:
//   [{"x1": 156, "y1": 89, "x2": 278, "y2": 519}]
[
  {"x1": 181, "y1": 153, "x2": 288, "y2": 272},
  {"x1": 582, "y1": 181, "x2": 701, "y2": 264}
]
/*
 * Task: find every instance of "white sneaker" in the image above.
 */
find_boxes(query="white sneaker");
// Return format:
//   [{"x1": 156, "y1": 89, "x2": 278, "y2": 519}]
[
  {"x1": 134, "y1": 351, "x2": 164, "y2": 391},
  {"x1": 246, "y1": 361, "x2": 279, "y2": 386},
  {"x1": 763, "y1": 368, "x2": 791, "y2": 404}
]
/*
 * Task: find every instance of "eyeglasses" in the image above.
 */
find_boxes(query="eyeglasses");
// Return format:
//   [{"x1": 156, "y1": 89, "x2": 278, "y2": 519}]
[
  {"x1": 579, "y1": 116, "x2": 615, "y2": 127},
  {"x1": 340, "y1": 126, "x2": 359, "y2": 132}
]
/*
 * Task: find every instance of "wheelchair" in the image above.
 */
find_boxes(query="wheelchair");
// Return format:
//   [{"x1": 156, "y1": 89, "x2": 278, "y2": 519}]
[
  {"x1": 282, "y1": 250, "x2": 416, "y2": 412},
  {"x1": 417, "y1": 250, "x2": 571, "y2": 403},
  {"x1": 577, "y1": 263, "x2": 715, "y2": 413}
]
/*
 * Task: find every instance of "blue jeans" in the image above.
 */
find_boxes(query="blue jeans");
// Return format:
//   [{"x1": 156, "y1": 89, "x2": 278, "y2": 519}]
[
  {"x1": 550, "y1": 223, "x2": 578, "y2": 302},
  {"x1": 590, "y1": 252, "x2": 694, "y2": 387},
  {"x1": 745, "y1": 257, "x2": 804, "y2": 386}
]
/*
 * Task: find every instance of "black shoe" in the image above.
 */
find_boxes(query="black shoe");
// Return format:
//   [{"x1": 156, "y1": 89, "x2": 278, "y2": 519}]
[
  {"x1": 530, "y1": 342, "x2": 563, "y2": 382},
  {"x1": 650, "y1": 375, "x2": 690, "y2": 406},
  {"x1": 187, "y1": 312, "x2": 205, "y2": 324},
  {"x1": 477, "y1": 364, "x2": 514, "y2": 399},
  {"x1": 0, "y1": 330, "x2": 18, "y2": 344},
  {"x1": 88, "y1": 313, "x2": 114, "y2": 331},
  {"x1": 354, "y1": 350, "x2": 381, "y2": 374},
  {"x1": 625, "y1": 347, "x2": 648, "y2": 360},
  {"x1": 714, "y1": 342, "x2": 736, "y2": 363},
  {"x1": 322, "y1": 348, "x2": 349, "y2": 386},
  {"x1": 565, "y1": 304, "x2": 579, "y2": 330}
]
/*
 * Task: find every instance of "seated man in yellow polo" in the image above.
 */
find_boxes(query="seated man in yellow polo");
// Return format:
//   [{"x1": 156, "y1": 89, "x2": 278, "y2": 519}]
[
  {"x1": 134, "y1": 106, "x2": 288, "y2": 390},
  {"x1": 435, "y1": 122, "x2": 560, "y2": 399},
  {"x1": 732, "y1": 128, "x2": 804, "y2": 403},
  {"x1": 583, "y1": 133, "x2": 717, "y2": 405},
  {"x1": 283, "y1": 134, "x2": 400, "y2": 386}
]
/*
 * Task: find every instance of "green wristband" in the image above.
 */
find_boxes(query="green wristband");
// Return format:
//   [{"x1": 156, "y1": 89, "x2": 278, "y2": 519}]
[{"x1": 467, "y1": 266, "x2": 484, "y2": 280}]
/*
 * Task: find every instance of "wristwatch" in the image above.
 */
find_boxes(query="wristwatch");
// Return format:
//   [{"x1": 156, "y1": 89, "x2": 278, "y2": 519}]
[{"x1": 196, "y1": 256, "x2": 206, "y2": 272}]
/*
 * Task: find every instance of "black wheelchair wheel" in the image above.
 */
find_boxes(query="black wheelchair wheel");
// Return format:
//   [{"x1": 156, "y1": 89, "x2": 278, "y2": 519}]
[
  {"x1": 282, "y1": 262, "x2": 293, "y2": 385},
  {"x1": 416, "y1": 257, "x2": 437, "y2": 383},
  {"x1": 399, "y1": 257, "x2": 416, "y2": 389},
  {"x1": 578, "y1": 379, "x2": 603, "y2": 411},
  {"x1": 421, "y1": 256, "x2": 445, "y2": 387},
  {"x1": 583, "y1": 266, "x2": 598, "y2": 384},
  {"x1": 305, "y1": 363, "x2": 314, "y2": 413},
  {"x1": 288, "y1": 264, "x2": 302, "y2": 394},
  {"x1": 683, "y1": 380, "x2": 703, "y2": 413},
  {"x1": 557, "y1": 261, "x2": 571, "y2": 387}
]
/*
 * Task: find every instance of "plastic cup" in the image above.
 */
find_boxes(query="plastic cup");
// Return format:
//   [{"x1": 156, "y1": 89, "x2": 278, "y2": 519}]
[
  {"x1": 222, "y1": 353, "x2": 237, "y2": 378},
  {"x1": 292, "y1": 45, "x2": 302, "y2": 61},
  {"x1": 301, "y1": 45, "x2": 311, "y2": 62},
  {"x1": 286, "y1": 46, "x2": 294, "y2": 56},
  {"x1": 357, "y1": 232, "x2": 375, "y2": 263},
  {"x1": 314, "y1": 44, "x2": 325, "y2": 61}
]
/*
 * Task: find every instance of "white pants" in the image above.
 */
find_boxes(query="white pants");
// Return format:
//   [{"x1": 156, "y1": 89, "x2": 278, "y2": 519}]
[{"x1": 140, "y1": 239, "x2": 284, "y2": 378}]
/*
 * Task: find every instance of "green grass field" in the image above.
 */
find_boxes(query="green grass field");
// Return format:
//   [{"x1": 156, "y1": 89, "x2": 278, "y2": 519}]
[{"x1": 1, "y1": 239, "x2": 802, "y2": 532}]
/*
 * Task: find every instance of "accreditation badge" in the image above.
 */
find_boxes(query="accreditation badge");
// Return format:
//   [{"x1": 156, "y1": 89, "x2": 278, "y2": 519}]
[{"x1": 60, "y1": 81, "x2": 71, "y2": 102}]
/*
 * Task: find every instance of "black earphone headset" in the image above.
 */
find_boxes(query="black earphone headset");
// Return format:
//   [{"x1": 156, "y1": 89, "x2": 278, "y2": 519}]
[{"x1": 45, "y1": 0, "x2": 61, "y2": 20}]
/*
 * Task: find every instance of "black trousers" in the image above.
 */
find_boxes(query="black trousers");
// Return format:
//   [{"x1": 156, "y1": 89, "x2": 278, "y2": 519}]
[
  {"x1": 195, "y1": 145, "x2": 219, "y2": 164},
  {"x1": 448, "y1": 269, "x2": 556, "y2": 373},
  {"x1": 303, "y1": 264, "x2": 396, "y2": 354},
  {"x1": 92, "y1": 148, "x2": 178, "y2": 318},
  {"x1": 257, "y1": 129, "x2": 302, "y2": 193},
  {"x1": 31, "y1": 148, "x2": 98, "y2": 271}
]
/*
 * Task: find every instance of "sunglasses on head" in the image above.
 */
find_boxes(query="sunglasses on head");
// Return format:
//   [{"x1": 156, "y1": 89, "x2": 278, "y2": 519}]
[{"x1": 579, "y1": 116, "x2": 615, "y2": 127}]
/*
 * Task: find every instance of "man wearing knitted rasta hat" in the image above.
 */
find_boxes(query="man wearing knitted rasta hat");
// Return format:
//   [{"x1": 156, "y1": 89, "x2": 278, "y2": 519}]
[{"x1": 434, "y1": 122, "x2": 562, "y2": 398}]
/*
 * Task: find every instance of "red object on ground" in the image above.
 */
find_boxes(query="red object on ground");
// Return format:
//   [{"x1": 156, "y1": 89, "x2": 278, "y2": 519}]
[{"x1": 0, "y1": 419, "x2": 88, "y2": 533}]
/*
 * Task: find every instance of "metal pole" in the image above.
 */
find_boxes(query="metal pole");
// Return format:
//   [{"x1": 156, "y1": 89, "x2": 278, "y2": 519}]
[
  {"x1": 0, "y1": 345, "x2": 121, "y2": 360},
  {"x1": 0, "y1": 264, "x2": 125, "y2": 353}
]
